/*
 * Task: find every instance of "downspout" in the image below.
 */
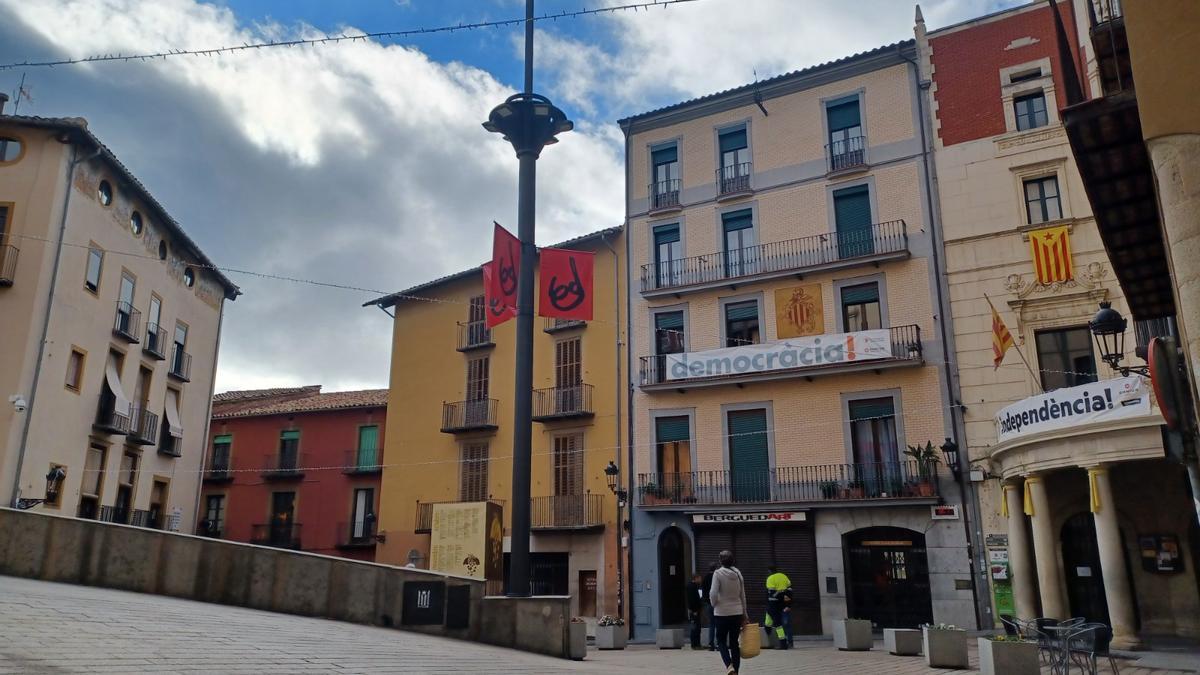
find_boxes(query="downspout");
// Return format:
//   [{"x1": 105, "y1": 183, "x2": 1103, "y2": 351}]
[
  {"x1": 599, "y1": 230, "x2": 624, "y2": 620},
  {"x1": 898, "y1": 44, "x2": 990, "y2": 629},
  {"x1": 621, "y1": 122, "x2": 637, "y2": 639},
  {"x1": 192, "y1": 298, "x2": 227, "y2": 530},
  {"x1": 9, "y1": 142, "x2": 101, "y2": 507}
]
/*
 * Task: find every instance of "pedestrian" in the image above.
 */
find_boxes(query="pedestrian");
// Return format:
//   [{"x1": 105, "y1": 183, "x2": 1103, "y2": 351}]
[
  {"x1": 709, "y1": 550, "x2": 749, "y2": 675},
  {"x1": 686, "y1": 572, "x2": 705, "y2": 648},
  {"x1": 764, "y1": 565, "x2": 793, "y2": 649},
  {"x1": 703, "y1": 562, "x2": 718, "y2": 650}
]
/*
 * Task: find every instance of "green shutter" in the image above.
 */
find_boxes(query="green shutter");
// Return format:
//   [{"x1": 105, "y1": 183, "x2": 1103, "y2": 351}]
[
  {"x1": 653, "y1": 224, "x2": 680, "y2": 246},
  {"x1": 724, "y1": 301, "x2": 758, "y2": 321},
  {"x1": 651, "y1": 144, "x2": 677, "y2": 165},
  {"x1": 840, "y1": 283, "x2": 879, "y2": 305},
  {"x1": 655, "y1": 311, "x2": 684, "y2": 331},
  {"x1": 281, "y1": 430, "x2": 300, "y2": 441},
  {"x1": 722, "y1": 210, "x2": 753, "y2": 232},
  {"x1": 849, "y1": 398, "x2": 895, "y2": 421},
  {"x1": 719, "y1": 128, "x2": 747, "y2": 153},
  {"x1": 214, "y1": 434, "x2": 232, "y2": 444},
  {"x1": 358, "y1": 426, "x2": 378, "y2": 451},
  {"x1": 827, "y1": 99, "x2": 861, "y2": 131},
  {"x1": 728, "y1": 409, "x2": 770, "y2": 501},
  {"x1": 655, "y1": 416, "x2": 691, "y2": 443},
  {"x1": 834, "y1": 186, "x2": 872, "y2": 229}
]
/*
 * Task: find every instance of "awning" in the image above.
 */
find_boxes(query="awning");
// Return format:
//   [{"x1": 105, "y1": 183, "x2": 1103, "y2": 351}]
[
  {"x1": 104, "y1": 359, "x2": 131, "y2": 417},
  {"x1": 164, "y1": 389, "x2": 183, "y2": 438}
]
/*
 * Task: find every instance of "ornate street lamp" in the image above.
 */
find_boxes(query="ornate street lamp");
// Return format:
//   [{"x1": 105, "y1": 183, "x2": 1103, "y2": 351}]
[
  {"x1": 604, "y1": 461, "x2": 627, "y2": 504},
  {"x1": 16, "y1": 466, "x2": 66, "y2": 510},
  {"x1": 1089, "y1": 302, "x2": 1148, "y2": 376},
  {"x1": 939, "y1": 438, "x2": 961, "y2": 480}
]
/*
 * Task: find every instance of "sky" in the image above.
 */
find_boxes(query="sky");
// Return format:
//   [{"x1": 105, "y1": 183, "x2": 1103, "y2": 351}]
[{"x1": 0, "y1": 0, "x2": 1018, "y2": 393}]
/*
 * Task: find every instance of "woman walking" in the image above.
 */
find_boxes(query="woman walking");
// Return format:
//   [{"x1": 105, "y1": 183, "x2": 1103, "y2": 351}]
[{"x1": 708, "y1": 550, "x2": 749, "y2": 675}]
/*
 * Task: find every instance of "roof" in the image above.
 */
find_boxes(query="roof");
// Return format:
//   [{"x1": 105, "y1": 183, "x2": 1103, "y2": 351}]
[
  {"x1": 0, "y1": 114, "x2": 241, "y2": 299},
  {"x1": 212, "y1": 387, "x2": 389, "y2": 419},
  {"x1": 617, "y1": 40, "x2": 916, "y2": 132},
  {"x1": 213, "y1": 385, "x2": 322, "y2": 403},
  {"x1": 364, "y1": 225, "x2": 622, "y2": 309}
]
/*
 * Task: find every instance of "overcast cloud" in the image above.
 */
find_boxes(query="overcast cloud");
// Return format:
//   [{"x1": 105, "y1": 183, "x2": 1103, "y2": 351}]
[{"x1": 0, "y1": 0, "x2": 1012, "y2": 392}]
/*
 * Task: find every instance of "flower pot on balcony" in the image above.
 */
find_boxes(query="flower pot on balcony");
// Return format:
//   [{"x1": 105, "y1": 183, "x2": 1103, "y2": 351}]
[
  {"x1": 978, "y1": 637, "x2": 1038, "y2": 675},
  {"x1": 568, "y1": 619, "x2": 587, "y2": 660},
  {"x1": 832, "y1": 619, "x2": 873, "y2": 651},
  {"x1": 596, "y1": 624, "x2": 626, "y2": 650},
  {"x1": 917, "y1": 480, "x2": 936, "y2": 497},
  {"x1": 922, "y1": 626, "x2": 968, "y2": 668}
]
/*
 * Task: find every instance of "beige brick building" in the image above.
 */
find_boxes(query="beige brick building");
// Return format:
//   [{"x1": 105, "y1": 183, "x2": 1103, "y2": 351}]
[{"x1": 620, "y1": 41, "x2": 977, "y2": 638}]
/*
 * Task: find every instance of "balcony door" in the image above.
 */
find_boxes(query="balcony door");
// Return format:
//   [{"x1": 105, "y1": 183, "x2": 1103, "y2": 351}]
[
  {"x1": 653, "y1": 224, "x2": 683, "y2": 288},
  {"x1": 718, "y1": 127, "x2": 750, "y2": 193},
  {"x1": 834, "y1": 185, "x2": 874, "y2": 259},
  {"x1": 278, "y1": 430, "x2": 300, "y2": 470},
  {"x1": 465, "y1": 356, "x2": 490, "y2": 425},
  {"x1": 351, "y1": 487, "x2": 375, "y2": 541},
  {"x1": 467, "y1": 295, "x2": 488, "y2": 345},
  {"x1": 113, "y1": 451, "x2": 138, "y2": 524},
  {"x1": 827, "y1": 98, "x2": 864, "y2": 169},
  {"x1": 117, "y1": 272, "x2": 135, "y2": 334},
  {"x1": 460, "y1": 442, "x2": 489, "y2": 502},
  {"x1": 722, "y1": 210, "x2": 757, "y2": 278},
  {"x1": 356, "y1": 425, "x2": 378, "y2": 469},
  {"x1": 655, "y1": 416, "x2": 692, "y2": 502},
  {"x1": 270, "y1": 491, "x2": 296, "y2": 544},
  {"x1": 553, "y1": 434, "x2": 584, "y2": 525},
  {"x1": 651, "y1": 144, "x2": 679, "y2": 209},
  {"x1": 653, "y1": 311, "x2": 685, "y2": 384},
  {"x1": 727, "y1": 409, "x2": 770, "y2": 502},
  {"x1": 849, "y1": 397, "x2": 900, "y2": 497},
  {"x1": 554, "y1": 338, "x2": 582, "y2": 413}
]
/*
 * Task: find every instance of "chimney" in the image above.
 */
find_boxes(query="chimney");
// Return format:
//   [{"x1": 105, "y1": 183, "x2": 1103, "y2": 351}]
[{"x1": 0, "y1": 93, "x2": 8, "y2": 115}]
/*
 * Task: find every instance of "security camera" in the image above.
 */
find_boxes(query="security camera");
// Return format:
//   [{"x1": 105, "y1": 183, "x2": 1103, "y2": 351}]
[{"x1": 8, "y1": 395, "x2": 27, "y2": 413}]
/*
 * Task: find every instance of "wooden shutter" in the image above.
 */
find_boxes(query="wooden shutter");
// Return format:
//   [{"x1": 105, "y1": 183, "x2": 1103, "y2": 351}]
[
  {"x1": 460, "y1": 442, "x2": 489, "y2": 501},
  {"x1": 827, "y1": 99, "x2": 861, "y2": 132},
  {"x1": 728, "y1": 409, "x2": 770, "y2": 501},
  {"x1": 553, "y1": 434, "x2": 583, "y2": 496},
  {"x1": 555, "y1": 338, "x2": 581, "y2": 389},
  {"x1": 467, "y1": 357, "x2": 489, "y2": 400}
]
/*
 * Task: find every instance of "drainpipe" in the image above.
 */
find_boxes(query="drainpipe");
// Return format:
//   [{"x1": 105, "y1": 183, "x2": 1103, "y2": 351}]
[
  {"x1": 898, "y1": 45, "x2": 990, "y2": 629},
  {"x1": 599, "y1": 230, "x2": 625, "y2": 620},
  {"x1": 191, "y1": 300, "x2": 227, "y2": 531},
  {"x1": 9, "y1": 141, "x2": 102, "y2": 507},
  {"x1": 621, "y1": 123, "x2": 637, "y2": 639}
]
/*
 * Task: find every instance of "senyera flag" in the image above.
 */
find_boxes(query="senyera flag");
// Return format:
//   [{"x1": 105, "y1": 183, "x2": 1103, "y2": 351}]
[
  {"x1": 482, "y1": 262, "x2": 516, "y2": 328},
  {"x1": 538, "y1": 247, "x2": 594, "y2": 321},
  {"x1": 486, "y1": 222, "x2": 520, "y2": 328}
]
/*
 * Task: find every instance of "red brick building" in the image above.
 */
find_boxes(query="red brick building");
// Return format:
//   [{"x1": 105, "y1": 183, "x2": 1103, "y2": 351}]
[{"x1": 199, "y1": 386, "x2": 387, "y2": 561}]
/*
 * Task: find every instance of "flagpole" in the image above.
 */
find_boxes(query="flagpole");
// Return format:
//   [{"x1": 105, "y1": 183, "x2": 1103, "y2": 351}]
[{"x1": 985, "y1": 293, "x2": 1043, "y2": 393}]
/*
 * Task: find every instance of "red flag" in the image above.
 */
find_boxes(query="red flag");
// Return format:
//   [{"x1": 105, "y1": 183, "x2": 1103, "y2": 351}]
[
  {"x1": 538, "y1": 247, "x2": 594, "y2": 321},
  {"x1": 482, "y1": 262, "x2": 516, "y2": 328},
  {"x1": 486, "y1": 223, "x2": 520, "y2": 328}
]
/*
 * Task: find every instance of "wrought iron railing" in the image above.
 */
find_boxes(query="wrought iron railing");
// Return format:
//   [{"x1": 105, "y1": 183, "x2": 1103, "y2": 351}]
[
  {"x1": 0, "y1": 243, "x2": 17, "y2": 286},
  {"x1": 640, "y1": 324, "x2": 922, "y2": 386},
  {"x1": 441, "y1": 399, "x2": 498, "y2": 432},
  {"x1": 637, "y1": 460, "x2": 939, "y2": 506},
  {"x1": 415, "y1": 499, "x2": 506, "y2": 533},
  {"x1": 337, "y1": 520, "x2": 378, "y2": 547},
  {"x1": 716, "y1": 162, "x2": 752, "y2": 196},
  {"x1": 130, "y1": 509, "x2": 161, "y2": 529},
  {"x1": 457, "y1": 320, "x2": 493, "y2": 351},
  {"x1": 1088, "y1": 0, "x2": 1122, "y2": 25},
  {"x1": 532, "y1": 384, "x2": 594, "y2": 420},
  {"x1": 169, "y1": 346, "x2": 192, "y2": 381},
  {"x1": 640, "y1": 220, "x2": 907, "y2": 293},
  {"x1": 261, "y1": 452, "x2": 307, "y2": 479},
  {"x1": 113, "y1": 301, "x2": 142, "y2": 343},
  {"x1": 204, "y1": 454, "x2": 232, "y2": 482},
  {"x1": 98, "y1": 505, "x2": 132, "y2": 524},
  {"x1": 251, "y1": 523, "x2": 302, "y2": 549},
  {"x1": 144, "y1": 323, "x2": 167, "y2": 360},
  {"x1": 649, "y1": 178, "x2": 681, "y2": 211},
  {"x1": 127, "y1": 405, "x2": 159, "y2": 446},
  {"x1": 826, "y1": 135, "x2": 867, "y2": 172},
  {"x1": 94, "y1": 399, "x2": 131, "y2": 435},
  {"x1": 343, "y1": 449, "x2": 382, "y2": 474},
  {"x1": 531, "y1": 494, "x2": 604, "y2": 529}
]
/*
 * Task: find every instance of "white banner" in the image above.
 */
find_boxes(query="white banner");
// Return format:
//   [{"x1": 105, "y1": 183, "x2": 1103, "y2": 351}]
[
  {"x1": 995, "y1": 376, "x2": 1152, "y2": 443},
  {"x1": 665, "y1": 329, "x2": 892, "y2": 381}
]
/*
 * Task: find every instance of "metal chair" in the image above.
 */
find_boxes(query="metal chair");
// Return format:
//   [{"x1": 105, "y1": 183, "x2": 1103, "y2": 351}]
[
  {"x1": 999, "y1": 615, "x2": 1021, "y2": 637},
  {"x1": 1033, "y1": 618, "x2": 1061, "y2": 666},
  {"x1": 1068, "y1": 624, "x2": 1120, "y2": 675},
  {"x1": 1062, "y1": 617, "x2": 1088, "y2": 628}
]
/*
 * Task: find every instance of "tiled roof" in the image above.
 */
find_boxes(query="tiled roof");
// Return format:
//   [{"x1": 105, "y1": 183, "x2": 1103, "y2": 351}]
[
  {"x1": 213, "y1": 385, "x2": 322, "y2": 403},
  {"x1": 0, "y1": 114, "x2": 241, "y2": 299},
  {"x1": 212, "y1": 388, "x2": 389, "y2": 419}
]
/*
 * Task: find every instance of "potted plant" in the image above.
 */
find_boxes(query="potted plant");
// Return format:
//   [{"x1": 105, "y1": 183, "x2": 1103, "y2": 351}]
[
  {"x1": 847, "y1": 479, "x2": 866, "y2": 499},
  {"x1": 820, "y1": 480, "x2": 840, "y2": 500},
  {"x1": 922, "y1": 623, "x2": 968, "y2": 668},
  {"x1": 833, "y1": 618, "x2": 873, "y2": 651},
  {"x1": 640, "y1": 482, "x2": 663, "y2": 505},
  {"x1": 568, "y1": 617, "x2": 587, "y2": 660},
  {"x1": 596, "y1": 615, "x2": 626, "y2": 650},
  {"x1": 904, "y1": 441, "x2": 941, "y2": 497},
  {"x1": 978, "y1": 635, "x2": 1038, "y2": 675}
]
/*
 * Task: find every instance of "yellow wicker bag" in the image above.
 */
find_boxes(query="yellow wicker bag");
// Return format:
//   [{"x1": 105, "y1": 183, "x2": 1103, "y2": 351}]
[{"x1": 740, "y1": 622, "x2": 761, "y2": 659}]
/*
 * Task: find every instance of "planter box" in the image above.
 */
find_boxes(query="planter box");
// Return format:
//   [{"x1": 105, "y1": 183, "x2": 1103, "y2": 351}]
[
  {"x1": 883, "y1": 628, "x2": 922, "y2": 656},
  {"x1": 760, "y1": 625, "x2": 779, "y2": 649},
  {"x1": 656, "y1": 628, "x2": 685, "y2": 649},
  {"x1": 978, "y1": 638, "x2": 1038, "y2": 675},
  {"x1": 596, "y1": 625, "x2": 627, "y2": 650},
  {"x1": 923, "y1": 627, "x2": 968, "y2": 668},
  {"x1": 568, "y1": 621, "x2": 587, "y2": 660},
  {"x1": 833, "y1": 619, "x2": 873, "y2": 651}
]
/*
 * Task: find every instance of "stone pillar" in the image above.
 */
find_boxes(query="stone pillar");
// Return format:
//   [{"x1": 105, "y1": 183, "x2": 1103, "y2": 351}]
[
  {"x1": 1004, "y1": 481, "x2": 1039, "y2": 621},
  {"x1": 1087, "y1": 466, "x2": 1141, "y2": 649},
  {"x1": 1026, "y1": 475, "x2": 1067, "y2": 619}
]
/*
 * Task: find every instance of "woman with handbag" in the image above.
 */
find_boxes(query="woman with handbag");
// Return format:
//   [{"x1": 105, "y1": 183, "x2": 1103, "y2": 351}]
[{"x1": 709, "y1": 550, "x2": 751, "y2": 674}]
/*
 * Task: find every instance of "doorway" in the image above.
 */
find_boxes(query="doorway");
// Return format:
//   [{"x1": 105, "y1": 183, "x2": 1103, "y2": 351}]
[
  {"x1": 845, "y1": 527, "x2": 933, "y2": 629},
  {"x1": 659, "y1": 526, "x2": 692, "y2": 626},
  {"x1": 579, "y1": 570, "x2": 598, "y2": 617},
  {"x1": 270, "y1": 491, "x2": 296, "y2": 546},
  {"x1": 1061, "y1": 512, "x2": 1110, "y2": 624}
]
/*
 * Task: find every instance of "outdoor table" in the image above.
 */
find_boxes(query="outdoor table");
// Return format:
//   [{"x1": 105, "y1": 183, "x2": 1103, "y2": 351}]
[{"x1": 1042, "y1": 625, "x2": 1078, "y2": 674}]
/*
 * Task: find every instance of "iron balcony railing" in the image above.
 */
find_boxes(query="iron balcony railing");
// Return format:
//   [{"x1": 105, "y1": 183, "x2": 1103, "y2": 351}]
[
  {"x1": 532, "y1": 384, "x2": 594, "y2": 421},
  {"x1": 130, "y1": 509, "x2": 161, "y2": 529},
  {"x1": 441, "y1": 399, "x2": 498, "y2": 433},
  {"x1": 1087, "y1": 0, "x2": 1129, "y2": 97},
  {"x1": 1088, "y1": 0, "x2": 1122, "y2": 25},
  {"x1": 127, "y1": 405, "x2": 159, "y2": 446},
  {"x1": 197, "y1": 521, "x2": 223, "y2": 538},
  {"x1": 159, "y1": 433, "x2": 182, "y2": 458},
  {"x1": 640, "y1": 220, "x2": 908, "y2": 293},
  {"x1": 98, "y1": 505, "x2": 132, "y2": 524},
  {"x1": 113, "y1": 301, "x2": 142, "y2": 343},
  {"x1": 143, "y1": 323, "x2": 168, "y2": 360},
  {"x1": 826, "y1": 135, "x2": 867, "y2": 173},
  {"x1": 544, "y1": 317, "x2": 586, "y2": 333},
  {"x1": 415, "y1": 499, "x2": 506, "y2": 533},
  {"x1": 343, "y1": 449, "x2": 382, "y2": 475},
  {"x1": 337, "y1": 520, "x2": 379, "y2": 548},
  {"x1": 640, "y1": 324, "x2": 923, "y2": 387},
  {"x1": 94, "y1": 399, "x2": 131, "y2": 435},
  {"x1": 204, "y1": 454, "x2": 233, "y2": 482},
  {"x1": 0, "y1": 243, "x2": 17, "y2": 286},
  {"x1": 531, "y1": 494, "x2": 604, "y2": 530},
  {"x1": 649, "y1": 178, "x2": 681, "y2": 211},
  {"x1": 457, "y1": 320, "x2": 493, "y2": 351},
  {"x1": 637, "y1": 460, "x2": 939, "y2": 507},
  {"x1": 251, "y1": 523, "x2": 302, "y2": 549},
  {"x1": 716, "y1": 162, "x2": 752, "y2": 196},
  {"x1": 261, "y1": 452, "x2": 307, "y2": 479},
  {"x1": 169, "y1": 346, "x2": 192, "y2": 382}
]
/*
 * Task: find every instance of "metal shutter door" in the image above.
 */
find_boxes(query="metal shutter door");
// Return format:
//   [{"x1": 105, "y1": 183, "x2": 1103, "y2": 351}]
[
  {"x1": 773, "y1": 526, "x2": 822, "y2": 635},
  {"x1": 734, "y1": 527, "x2": 773, "y2": 622},
  {"x1": 694, "y1": 527, "x2": 733, "y2": 580}
]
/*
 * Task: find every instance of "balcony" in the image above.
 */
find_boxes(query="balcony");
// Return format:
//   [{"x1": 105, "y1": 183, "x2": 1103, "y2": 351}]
[
  {"x1": 826, "y1": 135, "x2": 868, "y2": 174},
  {"x1": 251, "y1": 523, "x2": 302, "y2": 550},
  {"x1": 143, "y1": 323, "x2": 167, "y2": 360},
  {"x1": 336, "y1": 521, "x2": 379, "y2": 549},
  {"x1": 1087, "y1": 0, "x2": 1129, "y2": 97},
  {"x1": 168, "y1": 346, "x2": 192, "y2": 382},
  {"x1": 112, "y1": 301, "x2": 142, "y2": 343},
  {"x1": 260, "y1": 453, "x2": 307, "y2": 480},
  {"x1": 648, "y1": 178, "x2": 681, "y2": 213},
  {"x1": 0, "y1": 243, "x2": 17, "y2": 286},
  {"x1": 640, "y1": 324, "x2": 922, "y2": 390},
  {"x1": 415, "y1": 499, "x2": 506, "y2": 533},
  {"x1": 531, "y1": 494, "x2": 604, "y2": 531},
  {"x1": 197, "y1": 522, "x2": 223, "y2": 538},
  {"x1": 639, "y1": 220, "x2": 909, "y2": 297},
  {"x1": 93, "y1": 399, "x2": 131, "y2": 435},
  {"x1": 636, "y1": 461, "x2": 940, "y2": 508},
  {"x1": 159, "y1": 433, "x2": 182, "y2": 458},
  {"x1": 130, "y1": 509, "x2": 161, "y2": 529},
  {"x1": 532, "y1": 384, "x2": 594, "y2": 422},
  {"x1": 127, "y1": 406, "x2": 159, "y2": 446},
  {"x1": 715, "y1": 162, "x2": 752, "y2": 199},
  {"x1": 203, "y1": 459, "x2": 233, "y2": 483},
  {"x1": 98, "y1": 505, "x2": 131, "y2": 524},
  {"x1": 457, "y1": 321, "x2": 493, "y2": 352},
  {"x1": 441, "y1": 399, "x2": 498, "y2": 433},
  {"x1": 343, "y1": 450, "x2": 382, "y2": 475},
  {"x1": 544, "y1": 317, "x2": 586, "y2": 334}
]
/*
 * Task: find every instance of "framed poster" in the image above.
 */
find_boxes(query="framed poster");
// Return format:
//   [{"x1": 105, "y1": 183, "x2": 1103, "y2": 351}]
[{"x1": 1138, "y1": 534, "x2": 1183, "y2": 573}]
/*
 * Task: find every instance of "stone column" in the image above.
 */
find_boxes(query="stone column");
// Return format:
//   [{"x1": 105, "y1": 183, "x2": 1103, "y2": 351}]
[
  {"x1": 1004, "y1": 481, "x2": 1039, "y2": 621},
  {"x1": 1087, "y1": 466, "x2": 1141, "y2": 649},
  {"x1": 1026, "y1": 475, "x2": 1067, "y2": 619}
]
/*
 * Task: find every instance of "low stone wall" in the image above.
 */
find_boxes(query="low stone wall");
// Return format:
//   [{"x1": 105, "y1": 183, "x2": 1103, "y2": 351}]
[{"x1": 0, "y1": 508, "x2": 573, "y2": 658}]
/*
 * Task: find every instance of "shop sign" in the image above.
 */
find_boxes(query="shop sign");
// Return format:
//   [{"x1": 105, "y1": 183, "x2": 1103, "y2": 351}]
[
  {"x1": 665, "y1": 329, "x2": 891, "y2": 381},
  {"x1": 994, "y1": 375, "x2": 1152, "y2": 443},
  {"x1": 692, "y1": 511, "x2": 807, "y2": 524},
  {"x1": 931, "y1": 504, "x2": 960, "y2": 520}
]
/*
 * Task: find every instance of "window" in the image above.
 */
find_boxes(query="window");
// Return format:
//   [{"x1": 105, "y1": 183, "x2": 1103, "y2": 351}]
[
  {"x1": 727, "y1": 408, "x2": 770, "y2": 501},
  {"x1": 130, "y1": 211, "x2": 143, "y2": 236},
  {"x1": 460, "y1": 442, "x2": 489, "y2": 502},
  {"x1": 147, "y1": 294, "x2": 163, "y2": 352},
  {"x1": 1036, "y1": 327, "x2": 1098, "y2": 391},
  {"x1": 278, "y1": 429, "x2": 300, "y2": 470},
  {"x1": 148, "y1": 480, "x2": 168, "y2": 529},
  {"x1": 1014, "y1": 91, "x2": 1049, "y2": 131},
  {"x1": 161, "y1": 388, "x2": 183, "y2": 455},
  {"x1": 555, "y1": 337, "x2": 582, "y2": 412},
  {"x1": 552, "y1": 434, "x2": 584, "y2": 496},
  {"x1": 650, "y1": 143, "x2": 680, "y2": 208},
  {"x1": 653, "y1": 223, "x2": 683, "y2": 287},
  {"x1": 112, "y1": 451, "x2": 138, "y2": 524},
  {"x1": 654, "y1": 311, "x2": 686, "y2": 355},
  {"x1": 171, "y1": 322, "x2": 189, "y2": 376},
  {"x1": 841, "y1": 282, "x2": 882, "y2": 331},
  {"x1": 78, "y1": 443, "x2": 107, "y2": 519},
  {"x1": 833, "y1": 185, "x2": 874, "y2": 258},
  {"x1": 1024, "y1": 176, "x2": 1062, "y2": 224},
  {"x1": 356, "y1": 425, "x2": 379, "y2": 469},
  {"x1": 116, "y1": 271, "x2": 136, "y2": 334},
  {"x1": 211, "y1": 434, "x2": 232, "y2": 472},
  {"x1": 351, "y1": 487, "x2": 375, "y2": 540},
  {"x1": 827, "y1": 97, "x2": 864, "y2": 169},
  {"x1": 466, "y1": 294, "x2": 488, "y2": 345},
  {"x1": 717, "y1": 127, "x2": 750, "y2": 192},
  {"x1": 65, "y1": 347, "x2": 86, "y2": 392},
  {"x1": 183, "y1": 267, "x2": 195, "y2": 288},
  {"x1": 465, "y1": 356, "x2": 489, "y2": 425},
  {"x1": 722, "y1": 210, "x2": 757, "y2": 277},
  {"x1": 202, "y1": 494, "x2": 225, "y2": 536},
  {"x1": 158, "y1": 241, "x2": 167, "y2": 260},
  {"x1": 0, "y1": 136, "x2": 22, "y2": 163},
  {"x1": 85, "y1": 246, "x2": 103, "y2": 292},
  {"x1": 98, "y1": 180, "x2": 113, "y2": 206},
  {"x1": 723, "y1": 300, "x2": 760, "y2": 346},
  {"x1": 654, "y1": 416, "x2": 692, "y2": 484}
]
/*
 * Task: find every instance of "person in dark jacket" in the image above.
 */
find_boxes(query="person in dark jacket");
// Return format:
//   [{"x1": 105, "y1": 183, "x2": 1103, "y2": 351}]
[
  {"x1": 702, "y1": 562, "x2": 719, "y2": 649},
  {"x1": 686, "y1": 573, "x2": 705, "y2": 648}
]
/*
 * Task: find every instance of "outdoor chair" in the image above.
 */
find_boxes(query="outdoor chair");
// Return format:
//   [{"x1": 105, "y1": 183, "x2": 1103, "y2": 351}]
[
  {"x1": 1062, "y1": 617, "x2": 1087, "y2": 628},
  {"x1": 1033, "y1": 618, "x2": 1061, "y2": 666},
  {"x1": 1067, "y1": 624, "x2": 1119, "y2": 675},
  {"x1": 1000, "y1": 615, "x2": 1021, "y2": 637}
]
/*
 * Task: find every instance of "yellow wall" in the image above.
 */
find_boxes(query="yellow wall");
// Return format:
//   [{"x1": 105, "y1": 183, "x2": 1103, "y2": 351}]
[{"x1": 1124, "y1": 0, "x2": 1200, "y2": 140}]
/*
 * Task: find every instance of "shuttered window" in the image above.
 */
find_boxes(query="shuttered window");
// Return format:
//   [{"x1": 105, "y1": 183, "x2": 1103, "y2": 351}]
[
  {"x1": 849, "y1": 397, "x2": 898, "y2": 466},
  {"x1": 724, "y1": 300, "x2": 760, "y2": 346},
  {"x1": 460, "y1": 442, "x2": 489, "y2": 501},
  {"x1": 466, "y1": 356, "x2": 489, "y2": 401},
  {"x1": 356, "y1": 425, "x2": 378, "y2": 468},
  {"x1": 279, "y1": 429, "x2": 300, "y2": 468},
  {"x1": 728, "y1": 409, "x2": 770, "y2": 502},
  {"x1": 841, "y1": 282, "x2": 882, "y2": 331},
  {"x1": 655, "y1": 416, "x2": 690, "y2": 443},
  {"x1": 555, "y1": 338, "x2": 581, "y2": 389},
  {"x1": 827, "y1": 100, "x2": 861, "y2": 132},
  {"x1": 654, "y1": 311, "x2": 686, "y2": 355},
  {"x1": 553, "y1": 434, "x2": 584, "y2": 496},
  {"x1": 718, "y1": 128, "x2": 747, "y2": 153}
]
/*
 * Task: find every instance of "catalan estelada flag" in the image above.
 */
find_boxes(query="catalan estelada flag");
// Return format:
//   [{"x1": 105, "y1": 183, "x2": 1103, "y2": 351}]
[
  {"x1": 1029, "y1": 225, "x2": 1073, "y2": 284},
  {"x1": 987, "y1": 296, "x2": 1015, "y2": 370}
]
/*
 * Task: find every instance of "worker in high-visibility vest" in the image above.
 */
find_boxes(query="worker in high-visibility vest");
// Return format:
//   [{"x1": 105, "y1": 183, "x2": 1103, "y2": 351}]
[{"x1": 764, "y1": 566, "x2": 794, "y2": 649}]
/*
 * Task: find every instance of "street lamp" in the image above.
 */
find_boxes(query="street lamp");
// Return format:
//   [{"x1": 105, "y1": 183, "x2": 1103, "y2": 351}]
[
  {"x1": 604, "y1": 461, "x2": 628, "y2": 503},
  {"x1": 1089, "y1": 302, "x2": 1148, "y2": 376},
  {"x1": 16, "y1": 466, "x2": 65, "y2": 510},
  {"x1": 603, "y1": 460, "x2": 628, "y2": 620},
  {"x1": 939, "y1": 438, "x2": 961, "y2": 480}
]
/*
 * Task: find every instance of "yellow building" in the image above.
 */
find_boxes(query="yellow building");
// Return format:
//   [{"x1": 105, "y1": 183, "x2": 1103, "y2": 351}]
[
  {"x1": 620, "y1": 42, "x2": 977, "y2": 636},
  {"x1": 367, "y1": 226, "x2": 626, "y2": 623}
]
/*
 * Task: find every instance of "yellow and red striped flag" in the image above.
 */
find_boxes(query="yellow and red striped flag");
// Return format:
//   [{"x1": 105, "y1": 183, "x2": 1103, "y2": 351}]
[
  {"x1": 988, "y1": 296, "x2": 1015, "y2": 370},
  {"x1": 1029, "y1": 225, "x2": 1073, "y2": 284}
]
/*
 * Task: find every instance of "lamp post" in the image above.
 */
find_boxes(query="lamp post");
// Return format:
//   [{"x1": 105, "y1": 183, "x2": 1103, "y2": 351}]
[
  {"x1": 604, "y1": 461, "x2": 627, "y2": 619},
  {"x1": 483, "y1": 0, "x2": 573, "y2": 598},
  {"x1": 939, "y1": 438, "x2": 961, "y2": 481},
  {"x1": 1088, "y1": 301, "x2": 1148, "y2": 376},
  {"x1": 15, "y1": 467, "x2": 65, "y2": 510}
]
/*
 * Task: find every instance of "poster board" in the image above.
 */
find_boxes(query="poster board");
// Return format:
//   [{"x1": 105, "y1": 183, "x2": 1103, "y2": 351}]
[{"x1": 430, "y1": 501, "x2": 504, "y2": 580}]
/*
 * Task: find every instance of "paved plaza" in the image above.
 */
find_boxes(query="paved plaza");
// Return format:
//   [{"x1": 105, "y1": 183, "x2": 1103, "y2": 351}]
[{"x1": 0, "y1": 576, "x2": 1195, "y2": 675}]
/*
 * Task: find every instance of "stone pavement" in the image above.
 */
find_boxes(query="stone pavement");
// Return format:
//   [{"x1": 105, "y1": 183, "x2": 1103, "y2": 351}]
[{"x1": 1, "y1": 575, "x2": 1194, "y2": 674}]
